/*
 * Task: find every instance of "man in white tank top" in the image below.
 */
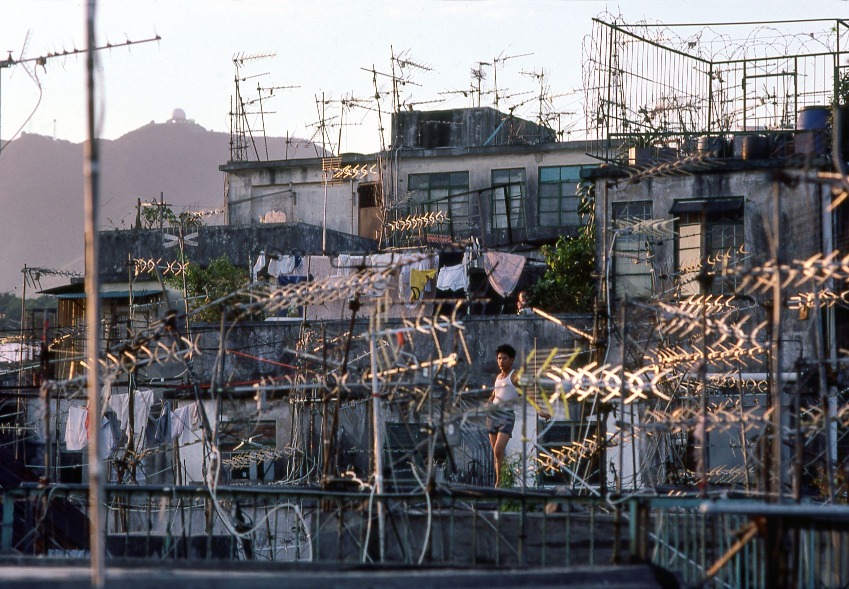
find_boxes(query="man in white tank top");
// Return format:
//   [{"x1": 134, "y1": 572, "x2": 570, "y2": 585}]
[{"x1": 487, "y1": 344, "x2": 520, "y2": 487}]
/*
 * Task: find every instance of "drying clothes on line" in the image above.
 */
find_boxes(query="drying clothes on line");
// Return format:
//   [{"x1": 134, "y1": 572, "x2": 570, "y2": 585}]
[
  {"x1": 133, "y1": 390, "x2": 154, "y2": 439},
  {"x1": 398, "y1": 253, "x2": 438, "y2": 301},
  {"x1": 277, "y1": 275, "x2": 309, "y2": 286},
  {"x1": 269, "y1": 255, "x2": 296, "y2": 276},
  {"x1": 64, "y1": 406, "x2": 115, "y2": 457},
  {"x1": 399, "y1": 264, "x2": 412, "y2": 301},
  {"x1": 336, "y1": 254, "x2": 367, "y2": 276},
  {"x1": 252, "y1": 252, "x2": 269, "y2": 282},
  {"x1": 410, "y1": 269, "x2": 437, "y2": 300},
  {"x1": 170, "y1": 404, "x2": 194, "y2": 441},
  {"x1": 483, "y1": 251, "x2": 526, "y2": 298},
  {"x1": 108, "y1": 388, "x2": 154, "y2": 450},
  {"x1": 172, "y1": 402, "x2": 204, "y2": 444},
  {"x1": 368, "y1": 253, "x2": 396, "y2": 267},
  {"x1": 148, "y1": 402, "x2": 171, "y2": 446},
  {"x1": 337, "y1": 254, "x2": 396, "y2": 296},
  {"x1": 65, "y1": 406, "x2": 88, "y2": 451},
  {"x1": 100, "y1": 419, "x2": 116, "y2": 459},
  {"x1": 108, "y1": 393, "x2": 129, "y2": 430},
  {"x1": 367, "y1": 254, "x2": 397, "y2": 296},
  {"x1": 190, "y1": 402, "x2": 203, "y2": 430},
  {"x1": 436, "y1": 263, "x2": 467, "y2": 292}
]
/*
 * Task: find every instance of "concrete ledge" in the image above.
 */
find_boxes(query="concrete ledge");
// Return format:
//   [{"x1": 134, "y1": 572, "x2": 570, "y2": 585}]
[{"x1": 0, "y1": 561, "x2": 678, "y2": 589}]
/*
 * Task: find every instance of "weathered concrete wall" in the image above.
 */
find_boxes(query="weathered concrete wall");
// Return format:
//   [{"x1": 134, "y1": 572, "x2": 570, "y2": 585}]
[
  {"x1": 596, "y1": 167, "x2": 825, "y2": 364},
  {"x1": 591, "y1": 166, "x2": 828, "y2": 492},
  {"x1": 391, "y1": 107, "x2": 556, "y2": 149},
  {"x1": 190, "y1": 314, "x2": 593, "y2": 387},
  {"x1": 98, "y1": 223, "x2": 378, "y2": 278},
  {"x1": 222, "y1": 153, "x2": 379, "y2": 229}
]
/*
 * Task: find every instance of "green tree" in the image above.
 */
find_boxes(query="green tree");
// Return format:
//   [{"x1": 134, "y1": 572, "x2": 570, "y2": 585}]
[
  {"x1": 170, "y1": 256, "x2": 249, "y2": 322},
  {"x1": 139, "y1": 200, "x2": 204, "y2": 232},
  {"x1": 529, "y1": 180, "x2": 596, "y2": 313}
]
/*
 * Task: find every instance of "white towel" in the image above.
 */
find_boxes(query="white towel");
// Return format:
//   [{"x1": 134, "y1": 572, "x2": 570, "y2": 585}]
[{"x1": 64, "y1": 406, "x2": 88, "y2": 451}]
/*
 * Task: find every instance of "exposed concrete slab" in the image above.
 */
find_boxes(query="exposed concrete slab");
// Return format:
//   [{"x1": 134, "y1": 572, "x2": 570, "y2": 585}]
[{"x1": 0, "y1": 561, "x2": 677, "y2": 589}]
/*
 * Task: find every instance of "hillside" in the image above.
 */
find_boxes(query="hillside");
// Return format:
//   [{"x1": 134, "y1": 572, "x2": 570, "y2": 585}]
[{"x1": 0, "y1": 119, "x2": 321, "y2": 292}]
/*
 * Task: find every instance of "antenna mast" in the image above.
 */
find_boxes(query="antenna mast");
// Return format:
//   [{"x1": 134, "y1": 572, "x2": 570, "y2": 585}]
[
  {"x1": 0, "y1": 33, "x2": 160, "y2": 154},
  {"x1": 229, "y1": 51, "x2": 275, "y2": 162}
]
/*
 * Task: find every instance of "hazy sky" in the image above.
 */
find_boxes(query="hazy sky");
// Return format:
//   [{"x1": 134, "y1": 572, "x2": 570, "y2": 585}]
[{"x1": 2, "y1": 0, "x2": 848, "y2": 155}]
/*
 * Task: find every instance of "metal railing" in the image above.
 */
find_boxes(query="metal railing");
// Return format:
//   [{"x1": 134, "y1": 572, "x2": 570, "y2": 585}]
[
  {"x1": 4, "y1": 483, "x2": 849, "y2": 588},
  {"x1": 1, "y1": 484, "x2": 617, "y2": 567}
]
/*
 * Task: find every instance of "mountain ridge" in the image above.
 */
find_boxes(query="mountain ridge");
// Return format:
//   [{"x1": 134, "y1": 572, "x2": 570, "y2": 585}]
[{"x1": 0, "y1": 120, "x2": 321, "y2": 292}]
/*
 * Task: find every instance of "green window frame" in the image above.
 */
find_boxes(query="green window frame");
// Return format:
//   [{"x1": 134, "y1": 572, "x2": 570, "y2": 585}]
[
  {"x1": 408, "y1": 171, "x2": 470, "y2": 234},
  {"x1": 491, "y1": 168, "x2": 526, "y2": 230},
  {"x1": 538, "y1": 165, "x2": 586, "y2": 227},
  {"x1": 612, "y1": 201, "x2": 654, "y2": 299}
]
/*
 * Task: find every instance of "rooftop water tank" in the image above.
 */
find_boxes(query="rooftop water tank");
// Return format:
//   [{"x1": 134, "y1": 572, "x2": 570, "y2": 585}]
[{"x1": 795, "y1": 105, "x2": 831, "y2": 156}]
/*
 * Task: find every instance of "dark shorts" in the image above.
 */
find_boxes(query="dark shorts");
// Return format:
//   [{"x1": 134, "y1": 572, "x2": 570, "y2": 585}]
[{"x1": 486, "y1": 409, "x2": 515, "y2": 436}]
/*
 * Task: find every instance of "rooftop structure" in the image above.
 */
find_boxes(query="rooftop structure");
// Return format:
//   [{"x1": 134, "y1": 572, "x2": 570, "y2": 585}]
[{"x1": 584, "y1": 17, "x2": 849, "y2": 162}]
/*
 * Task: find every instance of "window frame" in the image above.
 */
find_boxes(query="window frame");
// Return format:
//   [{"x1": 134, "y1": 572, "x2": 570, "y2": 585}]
[
  {"x1": 672, "y1": 198, "x2": 744, "y2": 296},
  {"x1": 611, "y1": 201, "x2": 654, "y2": 299},
  {"x1": 490, "y1": 168, "x2": 526, "y2": 231},
  {"x1": 538, "y1": 165, "x2": 589, "y2": 227},
  {"x1": 408, "y1": 171, "x2": 471, "y2": 235}
]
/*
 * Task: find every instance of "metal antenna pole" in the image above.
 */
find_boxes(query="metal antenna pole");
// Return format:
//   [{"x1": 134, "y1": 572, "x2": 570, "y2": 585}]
[{"x1": 84, "y1": 1, "x2": 105, "y2": 586}]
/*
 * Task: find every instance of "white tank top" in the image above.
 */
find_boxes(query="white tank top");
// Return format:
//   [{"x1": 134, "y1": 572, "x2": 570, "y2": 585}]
[{"x1": 492, "y1": 369, "x2": 519, "y2": 405}]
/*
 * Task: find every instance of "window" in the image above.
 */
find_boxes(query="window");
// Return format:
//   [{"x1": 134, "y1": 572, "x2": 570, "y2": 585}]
[
  {"x1": 491, "y1": 168, "x2": 526, "y2": 230},
  {"x1": 538, "y1": 165, "x2": 589, "y2": 227},
  {"x1": 672, "y1": 198, "x2": 744, "y2": 296},
  {"x1": 408, "y1": 172, "x2": 470, "y2": 234},
  {"x1": 612, "y1": 201, "x2": 654, "y2": 299}
]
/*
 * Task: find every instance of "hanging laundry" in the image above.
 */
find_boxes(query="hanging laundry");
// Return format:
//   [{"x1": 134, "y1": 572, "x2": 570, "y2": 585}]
[
  {"x1": 398, "y1": 254, "x2": 437, "y2": 301},
  {"x1": 149, "y1": 401, "x2": 172, "y2": 446},
  {"x1": 367, "y1": 254, "x2": 397, "y2": 296},
  {"x1": 268, "y1": 255, "x2": 296, "y2": 277},
  {"x1": 100, "y1": 418, "x2": 115, "y2": 459},
  {"x1": 252, "y1": 251, "x2": 268, "y2": 282},
  {"x1": 336, "y1": 254, "x2": 367, "y2": 276},
  {"x1": 64, "y1": 407, "x2": 115, "y2": 458},
  {"x1": 483, "y1": 251, "x2": 526, "y2": 298},
  {"x1": 190, "y1": 403, "x2": 202, "y2": 430},
  {"x1": 65, "y1": 406, "x2": 88, "y2": 451},
  {"x1": 399, "y1": 264, "x2": 412, "y2": 300},
  {"x1": 410, "y1": 269, "x2": 437, "y2": 300},
  {"x1": 277, "y1": 275, "x2": 309, "y2": 286},
  {"x1": 436, "y1": 263, "x2": 467, "y2": 292},
  {"x1": 170, "y1": 403, "x2": 195, "y2": 441},
  {"x1": 132, "y1": 389, "x2": 154, "y2": 449},
  {"x1": 108, "y1": 393, "x2": 130, "y2": 431}
]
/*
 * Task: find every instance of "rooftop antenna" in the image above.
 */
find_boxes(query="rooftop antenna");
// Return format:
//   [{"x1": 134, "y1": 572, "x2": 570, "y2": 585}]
[
  {"x1": 401, "y1": 97, "x2": 446, "y2": 112},
  {"x1": 491, "y1": 51, "x2": 533, "y2": 111},
  {"x1": 470, "y1": 62, "x2": 490, "y2": 108},
  {"x1": 360, "y1": 66, "x2": 402, "y2": 151},
  {"x1": 520, "y1": 68, "x2": 551, "y2": 127},
  {"x1": 0, "y1": 32, "x2": 160, "y2": 155},
  {"x1": 230, "y1": 51, "x2": 275, "y2": 162},
  {"x1": 390, "y1": 47, "x2": 432, "y2": 113},
  {"x1": 255, "y1": 82, "x2": 298, "y2": 160}
]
